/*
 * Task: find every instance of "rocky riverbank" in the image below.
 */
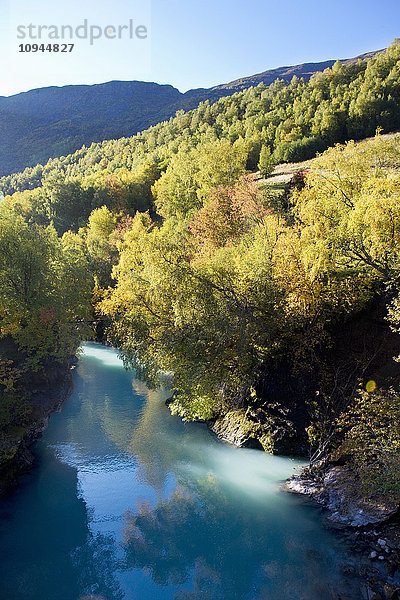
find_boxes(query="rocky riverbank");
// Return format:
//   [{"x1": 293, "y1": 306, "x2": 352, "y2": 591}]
[
  {"x1": 168, "y1": 393, "x2": 400, "y2": 597},
  {"x1": 286, "y1": 463, "x2": 400, "y2": 599},
  {"x1": 209, "y1": 406, "x2": 307, "y2": 455},
  {"x1": 0, "y1": 359, "x2": 76, "y2": 496},
  {"x1": 192, "y1": 396, "x2": 400, "y2": 598},
  {"x1": 186, "y1": 397, "x2": 399, "y2": 596}
]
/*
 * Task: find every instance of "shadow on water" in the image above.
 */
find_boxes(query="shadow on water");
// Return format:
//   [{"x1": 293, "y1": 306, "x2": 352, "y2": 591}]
[
  {"x1": 0, "y1": 343, "x2": 364, "y2": 600},
  {"x1": 0, "y1": 443, "x2": 124, "y2": 600}
]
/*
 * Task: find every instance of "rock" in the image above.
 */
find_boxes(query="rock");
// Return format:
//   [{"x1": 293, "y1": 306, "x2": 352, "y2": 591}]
[
  {"x1": 287, "y1": 465, "x2": 399, "y2": 527},
  {"x1": 210, "y1": 404, "x2": 307, "y2": 454},
  {"x1": 211, "y1": 409, "x2": 264, "y2": 449},
  {"x1": 285, "y1": 474, "x2": 321, "y2": 496},
  {"x1": 363, "y1": 587, "x2": 383, "y2": 600},
  {"x1": 0, "y1": 359, "x2": 75, "y2": 496}
]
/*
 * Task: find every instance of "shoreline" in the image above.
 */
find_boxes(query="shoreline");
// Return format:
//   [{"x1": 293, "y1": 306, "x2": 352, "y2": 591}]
[
  {"x1": 169, "y1": 395, "x2": 400, "y2": 596},
  {"x1": 192, "y1": 397, "x2": 400, "y2": 598},
  {"x1": 285, "y1": 463, "x2": 400, "y2": 599},
  {"x1": 0, "y1": 359, "x2": 76, "y2": 496},
  {"x1": 2, "y1": 350, "x2": 399, "y2": 598}
]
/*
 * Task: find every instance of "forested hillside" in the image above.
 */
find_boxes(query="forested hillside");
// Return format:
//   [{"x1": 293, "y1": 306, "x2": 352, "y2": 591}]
[
  {"x1": 1, "y1": 41, "x2": 400, "y2": 501},
  {"x1": 0, "y1": 49, "x2": 383, "y2": 176},
  {"x1": 1, "y1": 41, "x2": 398, "y2": 204}
]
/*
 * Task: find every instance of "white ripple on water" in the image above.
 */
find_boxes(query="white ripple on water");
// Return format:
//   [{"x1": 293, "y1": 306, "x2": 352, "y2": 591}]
[{"x1": 50, "y1": 442, "x2": 137, "y2": 473}]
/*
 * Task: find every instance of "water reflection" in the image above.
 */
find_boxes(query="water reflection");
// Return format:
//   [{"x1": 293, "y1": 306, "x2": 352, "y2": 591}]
[
  {"x1": 0, "y1": 444, "x2": 124, "y2": 600},
  {"x1": 128, "y1": 380, "x2": 177, "y2": 493},
  {"x1": 0, "y1": 343, "x2": 363, "y2": 600},
  {"x1": 122, "y1": 477, "x2": 361, "y2": 600}
]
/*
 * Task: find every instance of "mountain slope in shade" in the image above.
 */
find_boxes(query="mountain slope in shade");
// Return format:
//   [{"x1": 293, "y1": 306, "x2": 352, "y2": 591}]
[{"x1": 0, "y1": 49, "x2": 383, "y2": 176}]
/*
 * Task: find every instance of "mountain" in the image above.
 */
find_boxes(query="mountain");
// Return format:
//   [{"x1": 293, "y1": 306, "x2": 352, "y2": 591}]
[{"x1": 0, "y1": 49, "x2": 383, "y2": 176}]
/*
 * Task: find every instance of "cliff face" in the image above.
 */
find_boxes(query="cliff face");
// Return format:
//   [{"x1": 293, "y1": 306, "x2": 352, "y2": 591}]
[{"x1": 0, "y1": 360, "x2": 75, "y2": 495}]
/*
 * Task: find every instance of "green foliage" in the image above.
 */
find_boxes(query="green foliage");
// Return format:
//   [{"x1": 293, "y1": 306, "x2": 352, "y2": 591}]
[
  {"x1": 0, "y1": 205, "x2": 93, "y2": 370},
  {"x1": 0, "y1": 356, "x2": 30, "y2": 441},
  {"x1": 153, "y1": 139, "x2": 247, "y2": 219},
  {"x1": 2, "y1": 41, "x2": 400, "y2": 206},
  {"x1": 338, "y1": 388, "x2": 400, "y2": 499},
  {"x1": 293, "y1": 135, "x2": 400, "y2": 281},
  {"x1": 101, "y1": 209, "x2": 284, "y2": 420},
  {"x1": 0, "y1": 212, "x2": 58, "y2": 322},
  {"x1": 100, "y1": 134, "x2": 400, "y2": 448},
  {"x1": 258, "y1": 145, "x2": 274, "y2": 177},
  {"x1": 190, "y1": 175, "x2": 268, "y2": 250},
  {"x1": 1, "y1": 43, "x2": 400, "y2": 474},
  {"x1": 84, "y1": 206, "x2": 118, "y2": 287}
]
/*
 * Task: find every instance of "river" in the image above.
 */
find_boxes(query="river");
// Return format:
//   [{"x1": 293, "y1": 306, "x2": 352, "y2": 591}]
[{"x1": 0, "y1": 342, "x2": 363, "y2": 600}]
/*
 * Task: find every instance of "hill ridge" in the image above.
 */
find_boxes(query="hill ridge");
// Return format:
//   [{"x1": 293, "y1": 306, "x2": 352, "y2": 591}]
[{"x1": 0, "y1": 48, "x2": 383, "y2": 175}]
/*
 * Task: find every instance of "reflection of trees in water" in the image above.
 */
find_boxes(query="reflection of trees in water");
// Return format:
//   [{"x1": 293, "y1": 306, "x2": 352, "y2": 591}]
[
  {"x1": 128, "y1": 381, "x2": 183, "y2": 493},
  {"x1": 71, "y1": 369, "x2": 176, "y2": 492},
  {"x1": 73, "y1": 532, "x2": 125, "y2": 600},
  {"x1": 121, "y1": 476, "x2": 362, "y2": 600},
  {"x1": 82, "y1": 372, "x2": 139, "y2": 451},
  {"x1": 122, "y1": 476, "x2": 268, "y2": 599},
  {"x1": 62, "y1": 366, "x2": 141, "y2": 455},
  {"x1": 174, "y1": 559, "x2": 224, "y2": 600}
]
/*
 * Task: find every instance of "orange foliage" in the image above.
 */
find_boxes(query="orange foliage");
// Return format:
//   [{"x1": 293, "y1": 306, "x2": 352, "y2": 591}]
[{"x1": 190, "y1": 175, "x2": 269, "y2": 250}]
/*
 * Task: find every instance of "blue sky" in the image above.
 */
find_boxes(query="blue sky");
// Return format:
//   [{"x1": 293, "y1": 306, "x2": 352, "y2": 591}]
[{"x1": 1, "y1": 0, "x2": 400, "y2": 96}]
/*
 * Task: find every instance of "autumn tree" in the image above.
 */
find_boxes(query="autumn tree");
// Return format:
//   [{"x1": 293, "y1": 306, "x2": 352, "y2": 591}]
[{"x1": 258, "y1": 145, "x2": 274, "y2": 178}]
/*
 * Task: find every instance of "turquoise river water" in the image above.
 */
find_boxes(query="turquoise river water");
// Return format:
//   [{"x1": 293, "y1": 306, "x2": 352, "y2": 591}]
[{"x1": 0, "y1": 343, "x2": 363, "y2": 600}]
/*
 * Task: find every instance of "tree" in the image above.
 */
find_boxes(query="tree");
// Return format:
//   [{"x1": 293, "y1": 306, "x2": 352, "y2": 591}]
[
  {"x1": 338, "y1": 388, "x2": 400, "y2": 499},
  {"x1": 85, "y1": 206, "x2": 118, "y2": 287},
  {"x1": 190, "y1": 175, "x2": 268, "y2": 250},
  {"x1": 257, "y1": 145, "x2": 274, "y2": 178},
  {"x1": 0, "y1": 206, "x2": 93, "y2": 369},
  {"x1": 152, "y1": 139, "x2": 248, "y2": 220},
  {"x1": 100, "y1": 206, "x2": 283, "y2": 421},
  {"x1": 293, "y1": 135, "x2": 400, "y2": 281}
]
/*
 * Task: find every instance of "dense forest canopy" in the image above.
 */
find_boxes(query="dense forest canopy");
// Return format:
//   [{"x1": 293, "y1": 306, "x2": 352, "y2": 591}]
[{"x1": 1, "y1": 41, "x2": 400, "y2": 497}]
